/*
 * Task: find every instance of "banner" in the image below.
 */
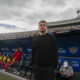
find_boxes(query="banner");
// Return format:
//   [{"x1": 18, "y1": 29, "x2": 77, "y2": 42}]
[
  {"x1": 57, "y1": 35, "x2": 80, "y2": 57},
  {"x1": 58, "y1": 46, "x2": 80, "y2": 57},
  {"x1": 0, "y1": 47, "x2": 10, "y2": 52}
]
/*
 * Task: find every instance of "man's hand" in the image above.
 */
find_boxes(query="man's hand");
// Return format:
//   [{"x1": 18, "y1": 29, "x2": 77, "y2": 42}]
[
  {"x1": 59, "y1": 72, "x2": 66, "y2": 75},
  {"x1": 67, "y1": 73, "x2": 74, "y2": 77}
]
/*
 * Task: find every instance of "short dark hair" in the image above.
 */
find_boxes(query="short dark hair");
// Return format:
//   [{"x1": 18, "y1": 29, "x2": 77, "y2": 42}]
[{"x1": 39, "y1": 20, "x2": 47, "y2": 26}]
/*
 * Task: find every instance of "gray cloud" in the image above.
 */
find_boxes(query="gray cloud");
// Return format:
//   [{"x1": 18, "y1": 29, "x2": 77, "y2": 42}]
[
  {"x1": 0, "y1": 0, "x2": 79, "y2": 33},
  {"x1": 0, "y1": 0, "x2": 31, "y2": 7},
  {"x1": 60, "y1": 8, "x2": 77, "y2": 20},
  {"x1": 0, "y1": 0, "x2": 33, "y2": 20},
  {"x1": 0, "y1": 24, "x2": 17, "y2": 29},
  {"x1": 0, "y1": 23, "x2": 26, "y2": 30},
  {"x1": 42, "y1": 0, "x2": 67, "y2": 7}
]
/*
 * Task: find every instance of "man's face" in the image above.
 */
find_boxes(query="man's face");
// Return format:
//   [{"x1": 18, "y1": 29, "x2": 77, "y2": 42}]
[
  {"x1": 16, "y1": 49, "x2": 18, "y2": 52},
  {"x1": 39, "y1": 22, "x2": 47, "y2": 33},
  {"x1": 63, "y1": 61, "x2": 68, "y2": 67}
]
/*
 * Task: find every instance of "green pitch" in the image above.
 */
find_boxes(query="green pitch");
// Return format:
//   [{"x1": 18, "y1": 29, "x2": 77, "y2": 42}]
[{"x1": 0, "y1": 72, "x2": 17, "y2": 80}]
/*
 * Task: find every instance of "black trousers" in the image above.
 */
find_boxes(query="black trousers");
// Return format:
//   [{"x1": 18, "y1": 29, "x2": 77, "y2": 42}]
[
  {"x1": 24, "y1": 66, "x2": 33, "y2": 78},
  {"x1": 15, "y1": 61, "x2": 21, "y2": 72},
  {"x1": 24, "y1": 66, "x2": 29, "y2": 76},
  {"x1": 60, "y1": 77, "x2": 72, "y2": 80},
  {"x1": 33, "y1": 65, "x2": 55, "y2": 80}
]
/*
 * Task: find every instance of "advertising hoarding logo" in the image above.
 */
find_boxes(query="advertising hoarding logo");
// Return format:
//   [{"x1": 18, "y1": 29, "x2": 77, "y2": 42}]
[
  {"x1": 71, "y1": 61, "x2": 79, "y2": 67},
  {"x1": 6, "y1": 48, "x2": 9, "y2": 51},
  {"x1": 58, "y1": 48, "x2": 66, "y2": 53},
  {"x1": 69, "y1": 47, "x2": 78, "y2": 54},
  {"x1": 27, "y1": 48, "x2": 32, "y2": 53},
  {"x1": 1, "y1": 48, "x2": 5, "y2": 51},
  {"x1": 1, "y1": 48, "x2": 9, "y2": 51}
]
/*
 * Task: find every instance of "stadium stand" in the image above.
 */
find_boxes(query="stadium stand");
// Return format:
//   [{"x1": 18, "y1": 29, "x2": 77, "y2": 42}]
[{"x1": 0, "y1": 18, "x2": 80, "y2": 79}]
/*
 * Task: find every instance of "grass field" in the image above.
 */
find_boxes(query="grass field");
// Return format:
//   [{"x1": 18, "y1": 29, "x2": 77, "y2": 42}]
[
  {"x1": 0, "y1": 70, "x2": 27, "y2": 80},
  {"x1": 0, "y1": 72, "x2": 17, "y2": 80}
]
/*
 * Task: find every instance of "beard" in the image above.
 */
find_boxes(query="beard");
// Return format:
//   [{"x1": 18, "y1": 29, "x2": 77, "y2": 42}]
[{"x1": 41, "y1": 30, "x2": 46, "y2": 33}]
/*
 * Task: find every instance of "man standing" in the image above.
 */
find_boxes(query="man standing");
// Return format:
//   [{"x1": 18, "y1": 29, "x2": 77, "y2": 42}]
[
  {"x1": 13, "y1": 48, "x2": 24, "y2": 75},
  {"x1": 14, "y1": 48, "x2": 24, "y2": 62},
  {"x1": 32, "y1": 21, "x2": 58, "y2": 80}
]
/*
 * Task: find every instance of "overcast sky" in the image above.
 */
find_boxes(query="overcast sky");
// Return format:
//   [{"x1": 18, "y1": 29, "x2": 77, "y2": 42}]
[{"x1": 0, "y1": 0, "x2": 80, "y2": 33}]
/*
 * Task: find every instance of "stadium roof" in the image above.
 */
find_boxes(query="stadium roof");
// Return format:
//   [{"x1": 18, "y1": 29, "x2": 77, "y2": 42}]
[
  {"x1": 47, "y1": 18, "x2": 80, "y2": 28},
  {"x1": 0, "y1": 18, "x2": 80, "y2": 40},
  {"x1": 0, "y1": 30, "x2": 38, "y2": 40}
]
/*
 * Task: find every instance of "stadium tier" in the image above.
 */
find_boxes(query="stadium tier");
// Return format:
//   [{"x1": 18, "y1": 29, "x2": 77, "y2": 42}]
[
  {"x1": 0, "y1": 18, "x2": 80, "y2": 40},
  {"x1": 48, "y1": 18, "x2": 80, "y2": 33},
  {"x1": 0, "y1": 18, "x2": 80, "y2": 72}
]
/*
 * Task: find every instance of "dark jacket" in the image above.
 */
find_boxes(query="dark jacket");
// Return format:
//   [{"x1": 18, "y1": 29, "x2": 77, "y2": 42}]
[{"x1": 32, "y1": 33, "x2": 58, "y2": 70}]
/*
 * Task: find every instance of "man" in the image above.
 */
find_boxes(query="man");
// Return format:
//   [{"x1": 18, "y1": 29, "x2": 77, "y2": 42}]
[
  {"x1": 0, "y1": 53, "x2": 3, "y2": 69},
  {"x1": 13, "y1": 48, "x2": 24, "y2": 75},
  {"x1": 24, "y1": 56, "x2": 32, "y2": 79},
  {"x1": 59, "y1": 60, "x2": 74, "y2": 80},
  {"x1": 4, "y1": 54, "x2": 11, "y2": 71},
  {"x1": 14, "y1": 48, "x2": 24, "y2": 62},
  {"x1": 32, "y1": 20, "x2": 58, "y2": 80}
]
